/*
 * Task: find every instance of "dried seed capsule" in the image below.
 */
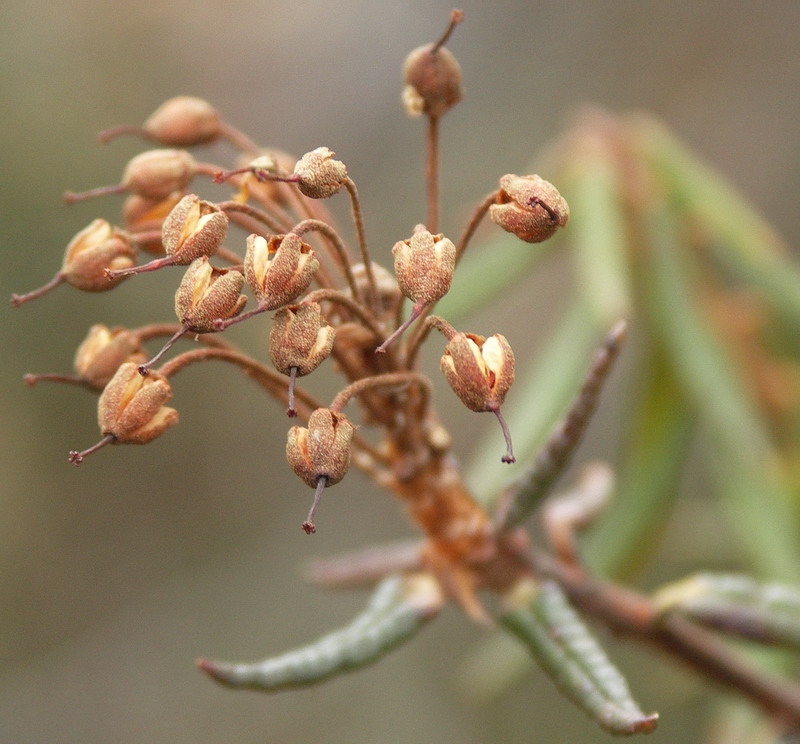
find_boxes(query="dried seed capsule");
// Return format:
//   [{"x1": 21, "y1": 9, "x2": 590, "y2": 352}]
[
  {"x1": 490, "y1": 174, "x2": 569, "y2": 243},
  {"x1": 74, "y1": 324, "x2": 147, "y2": 390},
  {"x1": 376, "y1": 227, "x2": 455, "y2": 352},
  {"x1": 244, "y1": 233, "x2": 319, "y2": 310},
  {"x1": 63, "y1": 219, "x2": 137, "y2": 291},
  {"x1": 123, "y1": 192, "x2": 184, "y2": 254},
  {"x1": 402, "y1": 44, "x2": 463, "y2": 118},
  {"x1": 141, "y1": 96, "x2": 221, "y2": 146},
  {"x1": 161, "y1": 194, "x2": 229, "y2": 264},
  {"x1": 393, "y1": 227, "x2": 455, "y2": 305},
  {"x1": 439, "y1": 329, "x2": 516, "y2": 463},
  {"x1": 99, "y1": 97, "x2": 221, "y2": 147},
  {"x1": 10, "y1": 219, "x2": 136, "y2": 307},
  {"x1": 292, "y1": 147, "x2": 347, "y2": 199},
  {"x1": 441, "y1": 331, "x2": 515, "y2": 412},
  {"x1": 175, "y1": 257, "x2": 247, "y2": 333},
  {"x1": 270, "y1": 303, "x2": 335, "y2": 376},
  {"x1": 270, "y1": 303, "x2": 335, "y2": 417},
  {"x1": 122, "y1": 149, "x2": 197, "y2": 201},
  {"x1": 97, "y1": 362, "x2": 178, "y2": 445},
  {"x1": 349, "y1": 262, "x2": 401, "y2": 315},
  {"x1": 286, "y1": 407, "x2": 355, "y2": 533}
]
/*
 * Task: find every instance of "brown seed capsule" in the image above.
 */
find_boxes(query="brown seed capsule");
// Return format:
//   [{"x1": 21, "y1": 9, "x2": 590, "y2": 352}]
[
  {"x1": 286, "y1": 408, "x2": 354, "y2": 488},
  {"x1": 287, "y1": 407, "x2": 355, "y2": 531},
  {"x1": 175, "y1": 257, "x2": 247, "y2": 333},
  {"x1": 98, "y1": 362, "x2": 179, "y2": 444},
  {"x1": 123, "y1": 192, "x2": 184, "y2": 254},
  {"x1": 440, "y1": 331, "x2": 515, "y2": 412},
  {"x1": 161, "y1": 194, "x2": 229, "y2": 264},
  {"x1": 402, "y1": 45, "x2": 463, "y2": 118},
  {"x1": 489, "y1": 174, "x2": 569, "y2": 244},
  {"x1": 244, "y1": 233, "x2": 319, "y2": 310},
  {"x1": 270, "y1": 302, "x2": 335, "y2": 376},
  {"x1": 439, "y1": 330, "x2": 516, "y2": 463},
  {"x1": 142, "y1": 96, "x2": 221, "y2": 146},
  {"x1": 292, "y1": 147, "x2": 348, "y2": 199},
  {"x1": 376, "y1": 228, "x2": 456, "y2": 352},
  {"x1": 122, "y1": 149, "x2": 197, "y2": 201},
  {"x1": 63, "y1": 219, "x2": 137, "y2": 291},
  {"x1": 74, "y1": 324, "x2": 146, "y2": 390},
  {"x1": 10, "y1": 219, "x2": 136, "y2": 307},
  {"x1": 393, "y1": 227, "x2": 455, "y2": 305},
  {"x1": 349, "y1": 262, "x2": 401, "y2": 315}
]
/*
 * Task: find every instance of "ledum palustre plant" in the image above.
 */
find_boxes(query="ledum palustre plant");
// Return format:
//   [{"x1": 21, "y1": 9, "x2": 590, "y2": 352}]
[{"x1": 14, "y1": 9, "x2": 800, "y2": 739}]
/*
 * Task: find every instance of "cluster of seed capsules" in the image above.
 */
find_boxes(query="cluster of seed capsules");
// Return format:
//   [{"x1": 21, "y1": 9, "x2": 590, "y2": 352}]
[{"x1": 14, "y1": 36, "x2": 569, "y2": 535}]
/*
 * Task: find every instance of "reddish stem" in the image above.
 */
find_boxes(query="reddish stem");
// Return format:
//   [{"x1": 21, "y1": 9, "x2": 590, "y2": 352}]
[
  {"x1": 138, "y1": 328, "x2": 189, "y2": 375},
  {"x1": 105, "y1": 255, "x2": 176, "y2": 280},
  {"x1": 302, "y1": 476, "x2": 328, "y2": 534},
  {"x1": 68, "y1": 434, "x2": 115, "y2": 465},
  {"x1": 10, "y1": 272, "x2": 66, "y2": 307},
  {"x1": 96, "y1": 124, "x2": 147, "y2": 143},
  {"x1": 375, "y1": 300, "x2": 427, "y2": 353},
  {"x1": 63, "y1": 185, "x2": 126, "y2": 203}
]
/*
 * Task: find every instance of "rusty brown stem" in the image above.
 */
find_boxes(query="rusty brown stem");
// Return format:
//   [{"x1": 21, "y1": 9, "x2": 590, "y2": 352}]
[
  {"x1": 344, "y1": 178, "x2": 379, "y2": 314},
  {"x1": 290, "y1": 219, "x2": 361, "y2": 301},
  {"x1": 426, "y1": 116, "x2": 440, "y2": 233},
  {"x1": 330, "y1": 371, "x2": 431, "y2": 415}
]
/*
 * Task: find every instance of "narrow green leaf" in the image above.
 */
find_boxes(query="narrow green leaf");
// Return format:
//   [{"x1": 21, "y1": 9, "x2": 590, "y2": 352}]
[
  {"x1": 584, "y1": 346, "x2": 693, "y2": 580},
  {"x1": 198, "y1": 574, "x2": 442, "y2": 691},
  {"x1": 469, "y1": 301, "x2": 603, "y2": 508},
  {"x1": 564, "y1": 136, "x2": 633, "y2": 326},
  {"x1": 636, "y1": 114, "x2": 800, "y2": 330},
  {"x1": 653, "y1": 573, "x2": 800, "y2": 651},
  {"x1": 642, "y1": 203, "x2": 800, "y2": 577},
  {"x1": 501, "y1": 580, "x2": 658, "y2": 736}
]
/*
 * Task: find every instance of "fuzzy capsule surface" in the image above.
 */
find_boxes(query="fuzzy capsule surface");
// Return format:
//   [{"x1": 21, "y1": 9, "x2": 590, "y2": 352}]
[
  {"x1": 74, "y1": 324, "x2": 146, "y2": 390},
  {"x1": 175, "y1": 257, "x2": 247, "y2": 332},
  {"x1": 122, "y1": 149, "x2": 196, "y2": 201},
  {"x1": 62, "y1": 219, "x2": 136, "y2": 291},
  {"x1": 286, "y1": 408, "x2": 354, "y2": 488},
  {"x1": 161, "y1": 194, "x2": 229, "y2": 263},
  {"x1": 244, "y1": 233, "x2": 319, "y2": 310},
  {"x1": 98, "y1": 362, "x2": 179, "y2": 444},
  {"x1": 440, "y1": 332, "x2": 515, "y2": 412},
  {"x1": 402, "y1": 44, "x2": 463, "y2": 118},
  {"x1": 490, "y1": 174, "x2": 570, "y2": 244},
  {"x1": 392, "y1": 229, "x2": 455, "y2": 304},
  {"x1": 292, "y1": 147, "x2": 347, "y2": 199},
  {"x1": 269, "y1": 302, "x2": 335, "y2": 376},
  {"x1": 143, "y1": 96, "x2": 221, "y2": 146}
]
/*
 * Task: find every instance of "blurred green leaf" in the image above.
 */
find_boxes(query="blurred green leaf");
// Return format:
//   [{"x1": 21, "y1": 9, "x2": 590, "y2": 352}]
[
  {"x1": 198, "y1": 575, "x2": 440, "y2": 691},
  {"x1": 584, "y1": 345, "x2": 693, "y2": 579},
  {"x1": 653, "y1": 572, "x2": 800, "y2": 650},
  {"x1": 642, "y1": 203, "x2": 800, "y2": 577},
  {"x1": 501, "y1": 580, "x2": 658, "y2": 735},
  {"x1": 637, "y1": 115, "x2": 800, "y2": 331},
  {"x1": 562, "y1": 134, "x2": 633, "y2": 326}
]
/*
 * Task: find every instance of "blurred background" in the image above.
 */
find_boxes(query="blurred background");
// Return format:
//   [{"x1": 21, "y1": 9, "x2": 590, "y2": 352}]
[{"x1": 2, "y1": 1, "x2": 799, "y2": 742}]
